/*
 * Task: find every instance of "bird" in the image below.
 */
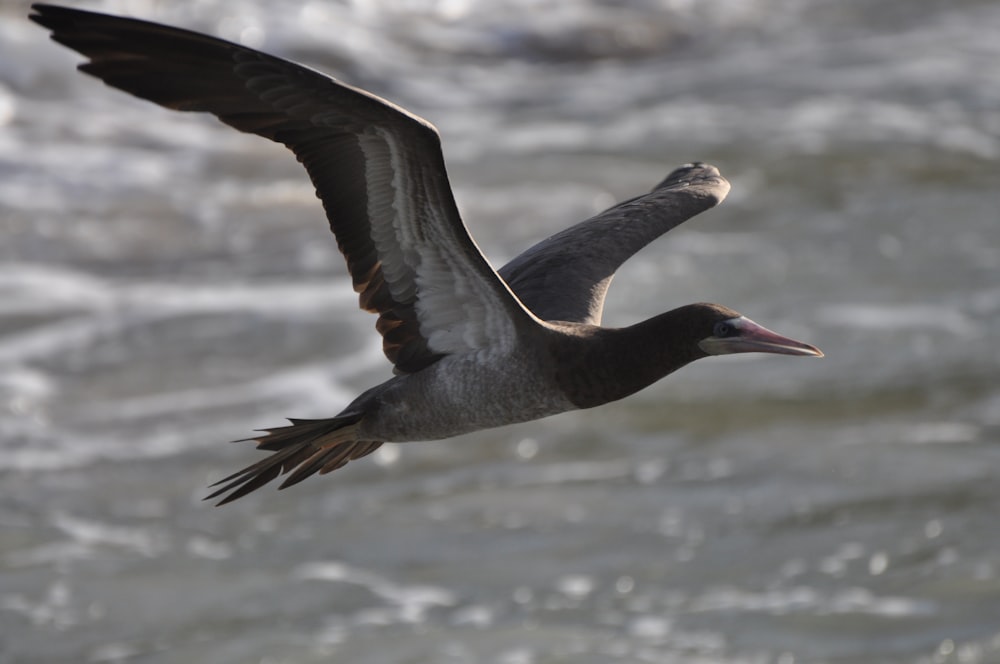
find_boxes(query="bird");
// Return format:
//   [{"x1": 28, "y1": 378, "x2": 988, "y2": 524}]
[{"x1": 31, "y1": 4, "x2": 823, "y2": 505}]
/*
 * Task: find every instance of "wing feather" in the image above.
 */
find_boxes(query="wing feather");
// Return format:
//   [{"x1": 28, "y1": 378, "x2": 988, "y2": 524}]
[
  {"x1": 31, "y1": 4, "x2": 536, "y2": 374},
  {"x1": 499, "y1": 162, "x2": 730, "y2": 324}
]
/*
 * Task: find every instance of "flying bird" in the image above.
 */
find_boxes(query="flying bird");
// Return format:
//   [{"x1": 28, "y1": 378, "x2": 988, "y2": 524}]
[{"x1": 31, "y1": 5, "x2": 823, "y2": 504}]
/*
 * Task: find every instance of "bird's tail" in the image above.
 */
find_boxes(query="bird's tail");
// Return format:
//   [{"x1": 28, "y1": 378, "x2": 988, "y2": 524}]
[{"x1": 205, "y1": 414, "x2": 382, "y2": 505}]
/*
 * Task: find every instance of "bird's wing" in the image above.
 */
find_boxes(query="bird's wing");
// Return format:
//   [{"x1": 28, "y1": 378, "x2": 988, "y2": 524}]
[
  {"x1": 31, "y1": 4, "x2": 537, "y2": 374},
  {"x1": 498, "y1": 163, "x2": 730, "y2": 325}
]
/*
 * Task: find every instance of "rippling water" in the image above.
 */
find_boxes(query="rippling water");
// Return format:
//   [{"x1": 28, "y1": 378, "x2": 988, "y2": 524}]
[{"x1": 2, "y1": 1, "x2": 1000, "y2": 662}]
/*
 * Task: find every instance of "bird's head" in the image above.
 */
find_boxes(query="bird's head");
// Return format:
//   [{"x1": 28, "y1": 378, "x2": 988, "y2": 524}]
[{"x1": 685, "y1": 303, "x2": 824, "y2": 358}]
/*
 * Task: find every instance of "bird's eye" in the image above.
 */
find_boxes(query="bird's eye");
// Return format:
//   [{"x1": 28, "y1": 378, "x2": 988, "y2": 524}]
[{"x1": 713, "y1": 321, "x2": 735, "y2": 338}]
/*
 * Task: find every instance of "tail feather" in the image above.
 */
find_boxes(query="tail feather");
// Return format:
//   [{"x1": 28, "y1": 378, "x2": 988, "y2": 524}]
[{"x1": 205, "y1": 414, "x2": 382, "y2": 505}]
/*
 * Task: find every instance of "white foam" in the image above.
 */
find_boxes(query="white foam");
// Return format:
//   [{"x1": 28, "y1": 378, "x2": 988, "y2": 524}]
[
  {"x1": 295, "y1": 560, "x2": 457, "y2": 624},
  {"x1": 0, "y1": 266, "x2": 360, "y2": 365},
  {"x1": 690, "y1": 585, "x2": 936, "y2": 617},
  {"x1": 815, "y1": 303, "x2": 980, "y2": 336}
]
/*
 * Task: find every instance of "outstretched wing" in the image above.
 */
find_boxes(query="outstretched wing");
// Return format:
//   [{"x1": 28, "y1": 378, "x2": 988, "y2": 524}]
[
  {"x1": 31, "y1": 4, "x2": 537, "y2": 373},
  {"x1": 499, "y1": 162, "x2": 730, "y2": 325}
]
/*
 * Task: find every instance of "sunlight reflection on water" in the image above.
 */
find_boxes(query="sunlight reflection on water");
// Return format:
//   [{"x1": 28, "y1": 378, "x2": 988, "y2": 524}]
[{"x1": 2, "y1": 0, "x2": 1000, "y2": 662}]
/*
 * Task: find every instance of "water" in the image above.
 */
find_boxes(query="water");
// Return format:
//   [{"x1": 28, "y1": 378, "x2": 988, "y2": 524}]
[{"x1": 2, "y1": 0, "x2": 1000, "y2": 662}]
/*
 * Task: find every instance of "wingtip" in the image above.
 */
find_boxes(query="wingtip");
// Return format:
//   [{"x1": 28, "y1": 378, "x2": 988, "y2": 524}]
[
  {"x1": 657, "y1": 162, "x2": 721, "y2": 187},
  {"x1": 27, "y1": 4, "x2": 53, "y2": 28},
  {"x1": 29, "y1": 3, "x2": 76, "y2": 22},
  {"x1": 653, "y1": 162, "x2": 730, "y2": 206}
]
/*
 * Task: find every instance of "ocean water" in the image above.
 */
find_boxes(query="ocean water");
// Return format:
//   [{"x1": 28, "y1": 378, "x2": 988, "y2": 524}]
[{"x1": 2, "y1": 0, "x2": 1000, "y2": 662}]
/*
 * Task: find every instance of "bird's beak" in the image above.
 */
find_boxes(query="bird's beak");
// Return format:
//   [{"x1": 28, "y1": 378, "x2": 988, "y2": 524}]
[{"x1": 699, "y1": 318, "x2": 824, "y2": 357}]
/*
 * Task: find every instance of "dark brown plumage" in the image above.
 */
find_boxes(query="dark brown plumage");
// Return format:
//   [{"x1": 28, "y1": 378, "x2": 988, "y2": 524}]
[{"x1": 31, "y1": 5, "x2": 822, "y2": 504}]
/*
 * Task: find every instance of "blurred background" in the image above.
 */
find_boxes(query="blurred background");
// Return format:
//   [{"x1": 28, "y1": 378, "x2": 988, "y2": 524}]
[{"x1": 2, "y1": 0, "x2": 999, "y2": 662}]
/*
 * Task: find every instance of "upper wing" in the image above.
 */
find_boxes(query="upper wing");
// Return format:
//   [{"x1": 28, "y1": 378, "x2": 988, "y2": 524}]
[
  {"x1": 31, "y1": 4, "x2": 537, "y2": 373},
  {"x1": 499, "y1": 163, "x2": 730, "y2": 325}
]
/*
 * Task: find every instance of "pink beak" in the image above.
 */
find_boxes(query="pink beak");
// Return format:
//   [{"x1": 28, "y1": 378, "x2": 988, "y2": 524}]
[{"x1": 699, "y1": 317, "x2": 823, "y2": 357}]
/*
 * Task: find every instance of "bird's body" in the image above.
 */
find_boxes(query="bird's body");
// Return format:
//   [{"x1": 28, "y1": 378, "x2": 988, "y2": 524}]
[
  {"x1": 358, "y1": 336, "x2": 571, "y2": 442},
  {"x1": 31, "y1": 4, "x2": 823, "y2": 504},
  {"x1": 344, "y1": 307, "x2": 727, "y2": 442}
]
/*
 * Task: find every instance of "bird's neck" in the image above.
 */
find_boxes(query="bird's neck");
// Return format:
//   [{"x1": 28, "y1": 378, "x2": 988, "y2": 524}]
[{"x1": 553, "y1": 309, "x2": 708, "y2": 409}]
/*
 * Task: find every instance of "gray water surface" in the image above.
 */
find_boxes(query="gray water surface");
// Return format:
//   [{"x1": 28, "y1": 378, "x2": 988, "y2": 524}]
[{"x1": 2, "y1": 1, "x2": 1000, "y2": 662}]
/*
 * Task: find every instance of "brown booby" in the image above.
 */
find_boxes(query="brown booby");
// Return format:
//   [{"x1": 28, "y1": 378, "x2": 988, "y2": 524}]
[{"x1": 30, "y1": 5, "x2": 823, "y2": 504}]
